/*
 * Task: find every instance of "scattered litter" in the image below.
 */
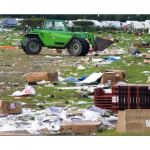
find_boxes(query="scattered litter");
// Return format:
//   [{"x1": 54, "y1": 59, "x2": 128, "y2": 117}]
[
  {"x1": 77, "y1": 65, "x2": 86, "y2": 70},
  {"x1": 12, "y1": 86, "x2": 36, "y2": 97},
  {"x1": 79, "y1": 73, "x2": 103, "y2": 84},
  {"x1": 106, "y1": 57, "x2": 121, "y2": 61}
]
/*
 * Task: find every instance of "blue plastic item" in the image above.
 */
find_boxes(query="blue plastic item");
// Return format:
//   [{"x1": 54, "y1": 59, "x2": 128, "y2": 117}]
[
  {"x1": 63, "y1": 78, "x2": 79, "y2": 82},
  {"x1": 105, "y1": 57, "x2": 121, "y2": 61},
  {"x1": 79, "y1": 75, "x2": 87, "y2": 80}
]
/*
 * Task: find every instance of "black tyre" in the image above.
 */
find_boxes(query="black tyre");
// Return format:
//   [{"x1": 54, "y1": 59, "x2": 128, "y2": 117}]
[
  {"x1": 67, "y1": 38, "x2": 84, "y2": 56},
  {"x1": 25, "y1": 38, "x2": 42, "y2": 55},
  {"x1": 21, "y1": 43, "x2": 29, "y2": 54},
  {"x1": 23, "y1": 48, "x2": 29, "y2": 54},
  {"x1": 79, "y1": 39, "x2": 90, "y2": 56}
]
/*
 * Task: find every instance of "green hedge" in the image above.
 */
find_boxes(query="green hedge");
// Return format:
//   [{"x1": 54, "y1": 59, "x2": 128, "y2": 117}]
[
  {"x1": 22, "y1": 16, "x2": 45, "y2": 29},
  {"x1": 72, "y1": 20, "x2": 94, "y2": 27},
  {"x1": 68, "y1": 26, "x2": 119, "y2": 32}
]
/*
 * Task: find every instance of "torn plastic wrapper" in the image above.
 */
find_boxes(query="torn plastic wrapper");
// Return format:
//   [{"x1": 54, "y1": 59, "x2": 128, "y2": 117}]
[{"x1": 49, "y1": 107, "x2": 63, "y2": 114}]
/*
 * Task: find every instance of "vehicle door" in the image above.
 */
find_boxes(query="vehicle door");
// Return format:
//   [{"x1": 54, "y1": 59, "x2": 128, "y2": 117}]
[{"x1": 39, "y1": 21, "x2": 72, "y2": 47}]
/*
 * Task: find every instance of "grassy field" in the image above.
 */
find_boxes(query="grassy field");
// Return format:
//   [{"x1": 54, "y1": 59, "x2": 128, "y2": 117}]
[{"x1": 0, "y1": 28, "x2": 150, "y2": 135}]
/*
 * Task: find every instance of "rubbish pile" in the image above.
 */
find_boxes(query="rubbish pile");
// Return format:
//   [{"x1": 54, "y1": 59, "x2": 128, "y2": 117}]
[
  {"x1": 1, "y1": 27, "x2": 150, "y2": 136},
  {"x1": 0, "y1": 101, "x2": 118, "y2": 135}
]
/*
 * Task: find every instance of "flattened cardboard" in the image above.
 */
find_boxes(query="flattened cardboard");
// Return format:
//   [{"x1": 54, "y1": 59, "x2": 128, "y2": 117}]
[
  {"x1": 27, "y1": 72, "x2": 58, "y2": 82},
  {"x1": 147, "y1": 76, "x2": 150, "y2": 83},
  {"x1": 142, "y1": 54, "x2": 150, "y2": 59},
  {"x1": 117, "y1": 111, "x2": 126, "y2": 133},
  {"x1": 0, "y1": 100, "x2": 22, "y2": 114},
  {"x1": 128, "y1": 47, "x2": 137, "y2": 52},
  {"x1": 101, "y1": 72, "x2": 116, "y2": 85},
  {"x1": 53, "y1": 49, "x2": 62, "y2": 53},
  {"x1": 143, "y1": 59, "x2": 150, "y2": 64},
  {"x1": 60, "y1": 122, "x2": 103, "y2": 134},
  {"x1": 131, "y1": 42, "x2": 140, "y2": 47},
  {"x1": 117, "y1": 110, "x2": 150, "y2": 134},
  {"x1": 47, "y1": 131, "x2": 72, "y2": 135},
  {"x1": 0, "y1": 130, "x2": 31, "y2": 135}
]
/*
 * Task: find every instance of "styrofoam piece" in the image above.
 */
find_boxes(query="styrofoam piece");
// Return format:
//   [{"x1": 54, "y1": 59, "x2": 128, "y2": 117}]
[
  {"x1": 77, "y1": 66, "x2": 86, "y2": 70},
  {"x1": 82, "y1": 110, "x2": 101, "y2": 119},
  {"x1": 37, "y1": 80, "x2": 50, "y2": 84},
  {"x1": 58, "y1": 77, "x2": 65, "y2": 82},
  {"x1": 92, "y1": 59, "x2": 103, "y2": 62},
  {"x1": 77, "y1": 101, "x2": 88, "y2": 105},
  {"x1": 103, "y1": 89, "x2": 112, "y2": 93}
]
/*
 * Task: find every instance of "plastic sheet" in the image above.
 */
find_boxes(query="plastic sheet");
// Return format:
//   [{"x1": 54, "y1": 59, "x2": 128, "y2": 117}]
[{"x1": 79, "y1": 73, "x2": 103, "y2": 84}]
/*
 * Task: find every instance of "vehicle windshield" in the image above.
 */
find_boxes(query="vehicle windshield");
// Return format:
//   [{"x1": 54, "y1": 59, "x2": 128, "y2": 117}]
[{"x1": 44, "y1": 21, "x2": 66, "y2": 31}]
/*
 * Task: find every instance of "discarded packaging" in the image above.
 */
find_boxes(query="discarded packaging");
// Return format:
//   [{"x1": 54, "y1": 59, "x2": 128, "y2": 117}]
[
  {"x1": 27, "y1": 72, "x2": 58, "y2": 82},
  {"x1": 0, "y1": 130, "x2": 32, "y2": 135},
  {"x1": 0, "y1": 100, "x2": 22, "y2": 114},
  {"x1": 60, "y1": 122, "x2": 103, "y2": 134},
  {"x1": 117, "y1": 109, "x2": 150, "y2": 134}
]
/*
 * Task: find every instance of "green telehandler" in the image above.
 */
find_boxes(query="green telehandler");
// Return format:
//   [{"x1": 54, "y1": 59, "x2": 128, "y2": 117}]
[{"x1": 21, "y1": 20, "x2": 113, "y2": 56}]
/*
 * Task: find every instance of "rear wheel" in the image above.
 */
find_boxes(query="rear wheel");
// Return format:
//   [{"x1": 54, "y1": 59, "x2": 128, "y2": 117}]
[
  {"x1": 67, "y1": 38, "x2": 84, "y2": 56},
  {"x1": 24, "y1": 38, "x2": 42, "y2": 55}
]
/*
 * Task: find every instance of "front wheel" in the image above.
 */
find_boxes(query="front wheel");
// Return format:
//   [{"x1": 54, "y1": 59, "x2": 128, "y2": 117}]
[
  {"x1": 25, "y1": 38, "x2": 42, "y2": 55},
  {"x1": 67, "y1": 38, "x2": 84, "y2": 56},
  {"x1": 21, "y1": 43, "x2": 29, "y2": 54}
]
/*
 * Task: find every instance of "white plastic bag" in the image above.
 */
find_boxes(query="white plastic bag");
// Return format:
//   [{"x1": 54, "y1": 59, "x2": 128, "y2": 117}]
[{"x1": 22, "y1": 86, "x2": 36, "y2": 96}]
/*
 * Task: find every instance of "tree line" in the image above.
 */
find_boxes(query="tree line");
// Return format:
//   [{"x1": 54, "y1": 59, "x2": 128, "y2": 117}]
[{"x1": 1, "y1": 14, "x2": 150, "y2": 22}]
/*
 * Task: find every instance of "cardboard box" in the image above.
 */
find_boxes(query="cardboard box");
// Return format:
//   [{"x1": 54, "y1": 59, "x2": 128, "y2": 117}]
[
  {"x1": 147, "y1": 76, "x2": 150, "y2": 83},
  {"x1": 102, "y1": 70, "x2": 128, "y2": 84},
  {"x1": 117, "y1": 109, "x2": 150, "y2": 134},
  {"x1": 0, "y1": 36, "x2": 7, "y2": 39},
  {"x1": 101, "y1": 72, "x2": 117, "y2": 85},
  {"x1": 0, "y1": 100, "x2": 22, "y2": 114},
  {"x1": 142, "y1": 54, "x2": 150, "y2": 59},
  {"x1": 47, "y1": 131, "x2": 72, "y2": 135},
  {"x1": 143, "y1": 59, "x2": 150, "y2": 64},
  {"x1": 53, "y1": 49, "x2": 62, "y2": 53},
  {"x1": 131, "y1": 42, "x2": 140, "y2": 47},
  {"x1": 60, "y1": 122, "x2": 103, "y2": 134},
  {"x1": 128, "y1": 47, "x2": 137, "y2": 52},
  {"x1": 27, "y1": 72, "x2": 58, "y2": 82},
  {"x1": 10, "y1": 42, "x2": 20, "y2": 46},
  {"x1": 0, "y1": 130, "x2": 31, "y2": 135},
  {"x1": 67, "y1": 110, "x2": 84, "y2": 116}
]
